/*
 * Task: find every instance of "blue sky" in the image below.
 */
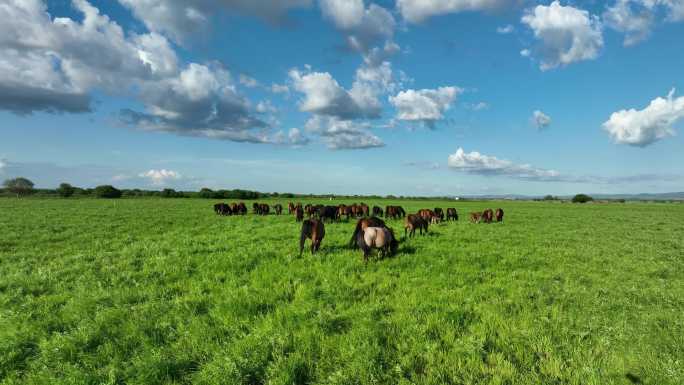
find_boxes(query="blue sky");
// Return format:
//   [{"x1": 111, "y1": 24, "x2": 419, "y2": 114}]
[{"x1": 1, "y1": 0, "x2": 683, "y2": 196}]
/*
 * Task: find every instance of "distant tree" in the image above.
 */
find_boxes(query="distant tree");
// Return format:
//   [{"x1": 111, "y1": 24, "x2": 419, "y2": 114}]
[
  {"x1": 56, "y1": 183, "x2": 76, "y2": 198},
  {"x1": 160, "y1": 188, "x2": 177, "y2": 198},
  {"x1": 3, "y1": 177, "x2": 34, "y2": 197},
  {"x1": 543, "y1": 195, "x2": 558, "y2": 201},
  {"x1": 572, "y1": 194, "x2": 593, "y2": 203},
  {"x1": 94, "y1": 185, "x2": 122, "y2": 199},
  {"x1": 199, "y1": 188, "x2": 214, "y2": 199}
]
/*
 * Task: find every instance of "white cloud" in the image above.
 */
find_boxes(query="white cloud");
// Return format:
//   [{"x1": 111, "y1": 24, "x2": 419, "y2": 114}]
[
  {"x1": 532, "y1": 110, "x2": 552, "y2": 129},
  {"x1": 497, "y1": 24, "x2": 515, "y2": 34},
  {"x1": 603, "y1": 89, "x2": 683, "y2": 147},
  {"x1": 289, "y1": 67, "x2": 382, "y2": 120},
  {"x1": 139, "y1": 169, "x2": 181, "y2": 185},
  {"x1": 305, "y1": 116, "x2": 384, "y2": 150},
  {"x1": 466, "y1": 101, "x2": 489, "y2": 111},
  {"x1": 0, "y1": 159, "x2": 6, "y2": 173},
  {"x1": 397, "y1": 0, "x2": 512, "y2": 23},
  {"x1": 239, "y1": 74, "x2": 259, "y2": 88},
  {"x1": 256, "y1": 100, "x2": 277, "y2": 114},
  {"x1": 319, "y1": 0, "x2": 365, "y2": 29},
  {"x1": 389, "y1": 87, "x2": 462, "y2": 126},
  {"x1": 521, "y1": 1, "x2": 603, "y2": 70},
  {"x1": 448, "y1": 148, "x2": 561, "y2": 181},
  {"x1": 271, "y1": 83, "x2": 290, "y2": 94},
  {"x1": 118, "y1": 0, "x2": 312, "y2": 44},
  {"x1": 603, "y1": 0, "x2": 654, "y2": 46}
]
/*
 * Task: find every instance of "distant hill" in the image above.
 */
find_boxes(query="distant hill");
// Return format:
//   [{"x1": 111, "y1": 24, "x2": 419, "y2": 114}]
[{"x1": 457, "y1": 192, "x2": 684, "y2": 201}]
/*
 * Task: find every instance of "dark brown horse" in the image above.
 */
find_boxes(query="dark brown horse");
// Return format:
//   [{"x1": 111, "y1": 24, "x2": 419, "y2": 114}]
[
  {"x1": 417, "y1": 209, "x2": 435, "y2": 222},
  {"x1": 495, "y1": 208, "x2": 504, "y2": 222},
  {"x1": 236, "y1": 202, "x2": 247, "y2": 215},
  {"x1": 300, "y1": 219, "x2": 325, "y2": 256},
  {"x1": 349, "y1": 216, "x2": 386, "y2": 248},
  {"x1": 372, "y1": 206, "x2": 383, "y2": 217},
  {"x1": 259, "y1": 203, "x2": 270, "y2": 216},
  {"x1": 434, "y1": 208, "x2": 444, "y2": 221},
  {"x1": 404, "y1": 214, "x2": 428, "y2": 238},
  {"x1": 295, "y1": 206, "x2": 304, "y2": 222},
  {"x1": 287, "y1": 202, "x2": 295, "y2": 214},
  {"x1": 446, "y1": 208, "x2": 458, "y2": 221},
  {"x1": 482, "y1": 209, "x2": 494, "y2": 223},
  {"x1": 214, "y1": 203, "x2": 231, "y2": 215},
  {"x1": 274, "y1": 204, "x2": 283, "y2": 215}
]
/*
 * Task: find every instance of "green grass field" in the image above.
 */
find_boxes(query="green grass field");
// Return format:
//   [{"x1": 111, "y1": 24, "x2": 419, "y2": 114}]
[{"x1": 1, "y1": 198, "x2": 682, "y2": 385}]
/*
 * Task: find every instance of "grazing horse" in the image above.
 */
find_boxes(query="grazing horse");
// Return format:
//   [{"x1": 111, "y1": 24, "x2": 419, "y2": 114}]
[
  {"x1": 230, "y1": 202, "x2": 238, "y2": 213},
  {"x1": 385, "y1": 205, "x2": 405, "y2": 219},
  {"x1": 430, "y1": 213, "x2": 441, "y2": 225},
  {"x1": 482, "y1": 209, "x2": 494, "y2": 223},
  {"x1": 418, "y1": 209, "x2": 435, "y2": 222},
  {"x1": 349, "y1": 216, "x2": 386, "y2": 248},
  {"x1": 274, "y1": 204, "x2": 283, "y2": 215},
  {"x1": 361, "y1": 204, "x2": 369, "y2": 217},
  {"x1": 258, "y1": 203, "x2": 270, "y2": 216},
  {"x1": 338, "y1": 205, "x2": 349, "y2": 221},
  {"x1": 372, "y1": 206, "x2": 383, "y2": 217},
  {"x1": 446, "y1": 208, "x2": 458, "y2": 221},
  {"x1": 288, "y1": 202, "x2": 295, "y2": 214},
  {"x1": 253, "y1": 202, "x2": 261, "y2": 214},
  {"x1": 295, "y1": 206, "x2": 304, "y2": 222},
  {"x1": 236, "y1": 202, "x2": 247, "y2": 215},
  {"x1": 356, "y1": 227, "x2": 398, "y2": 262},
  {"x1": 300, "y1": 219, "x2": 325, "y2": 256},
  {"x1": 470, "y1": 212, "x2": 482, "y2": 223},
  {"x1": 404, "y1": 214, "x2": 428, "y2": 238},
  {"x1": 434, "y1": 208, "x2": 444, "y2": 221},
  {"x1": 214, "y1": 203, "x2": 231, "y2": 215},
  {"x1": 495, "y1": 208, "x2": 504, "y2": 223},
  {"x1": 305, "y1": 204, "x2": 314, "y2": 217},
  {"x1": 318, "y1": 206, "x2": 338, "y2": 223}
]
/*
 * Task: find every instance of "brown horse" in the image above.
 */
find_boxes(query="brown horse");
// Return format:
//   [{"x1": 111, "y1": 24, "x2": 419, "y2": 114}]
[
  {"x1": 274, "y1": 204, "x2": 283, "y2": 215},
  {"x1": 495, "y1": 208, "x2": 504, "y2": 222},
  {"x1": 446, "y1": 208, "x2": 458, "y2": 221},
  {"x1": 372, "y1": 206, "x2": 383, "y2": 217},
  {"x1": 295, "y1": 206, "x2": 304, "y2": 222},
  {"x1": 482, "y1": 209, "x2": 494, "y2": 223},
  {"x1": 470, "y1": 212, "x2": 482, "y2": 223},
  {"x1": 418, "y1": 209, "x2": 435, "y2": 222},
  {"x1": 404, "y1": 214, "x2": 428, "y2": 238},
  {"x1": 236, "y1": 202, "x2": 247, "y2": 215},
  {"x1": 288, "y1": 202, "x2": 295, "y2": 214},
  {"x1": 434, "y1": 208, "x2": 444, "y2": 221},
  {"x1": 349, "y1": 216, "x2": 386, "y2": 248},
  {"x1": 300, "y1": 219, "x2": 325, "y2": 256},
  {"x1": 356, "y1": 227, "x2": 398, "y2": 262},
  {"x1": 259, "y1": 203, "x2": 270, "y2": 216}
]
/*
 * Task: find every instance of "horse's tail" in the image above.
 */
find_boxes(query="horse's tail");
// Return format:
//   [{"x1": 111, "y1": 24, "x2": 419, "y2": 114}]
[{"x1": 349, "y1": 220, "x2": 362, "y2": 248}]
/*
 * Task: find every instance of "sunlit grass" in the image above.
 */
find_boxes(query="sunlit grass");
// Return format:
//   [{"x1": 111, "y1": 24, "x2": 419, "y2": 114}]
[{"x1": 1, "y1": 198, "x2": 682, "y2": 384}]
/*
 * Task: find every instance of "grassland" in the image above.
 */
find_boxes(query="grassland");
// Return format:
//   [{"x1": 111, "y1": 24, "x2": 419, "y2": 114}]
[{"x1": 0, "y1": 198, "x2": 682, "y2": 385}]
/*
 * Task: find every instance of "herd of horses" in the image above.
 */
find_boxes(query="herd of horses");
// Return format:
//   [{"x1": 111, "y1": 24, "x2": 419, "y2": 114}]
[{"x1": 213, "y1": 201, "x2": 504, "y2": 263}]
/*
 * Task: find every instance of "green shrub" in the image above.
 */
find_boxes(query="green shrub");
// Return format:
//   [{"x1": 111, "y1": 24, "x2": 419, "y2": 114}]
[
  {"x1": 57, "y1": 183, "x2": 76, "y2": 198},
  {"x1": 94, "y1": 185, "x2": 122, "y2": 199},
  {"x1": 572, "y1": 194, "x2": 593, "y2": 203}
]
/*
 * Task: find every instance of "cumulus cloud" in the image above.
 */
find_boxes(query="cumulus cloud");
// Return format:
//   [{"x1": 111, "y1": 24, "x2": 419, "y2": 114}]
[
  {"x1": 0, "y1": 0, "x2": 177, "y2": 114},
  {"x1": 521, "y1": 1, "x2": 604, "y2": 70},
  {"x1": 318, "y1": 1, "x2": 397, "y2": 64},
  {"x1": 305, "y1": 116, "x2": 384, "y2": 150},
  {"x1": 448, "y1": 148, "x2": 561, "y2": 181},
  {"x1": 398, "y1": 0, "x2": 513, "y2": 23},
  {"x1": 119, "y1": 62, "x2": 271, "y2": 142},
  {"x1": 389, "y1": 87, "x2": 462, "y2": 127},
  {"x1": 532, "y1": 110, "x2": 552, "y2": 129},
  {"x1": 603, "y1": 0, "x2": 654, "y2": 46},
  {"x1": 118, "y1": 0, "x2": 312, "y2": 44},
  {"x1": 289, "y1": 67, "x2": 383, "y2": 120},
  {"x1": 603, "y1": 89, "x2": 683, "y2": 147},
  {"x1": 139, "y1": 169, "x2": 181, "y2": 185}
]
